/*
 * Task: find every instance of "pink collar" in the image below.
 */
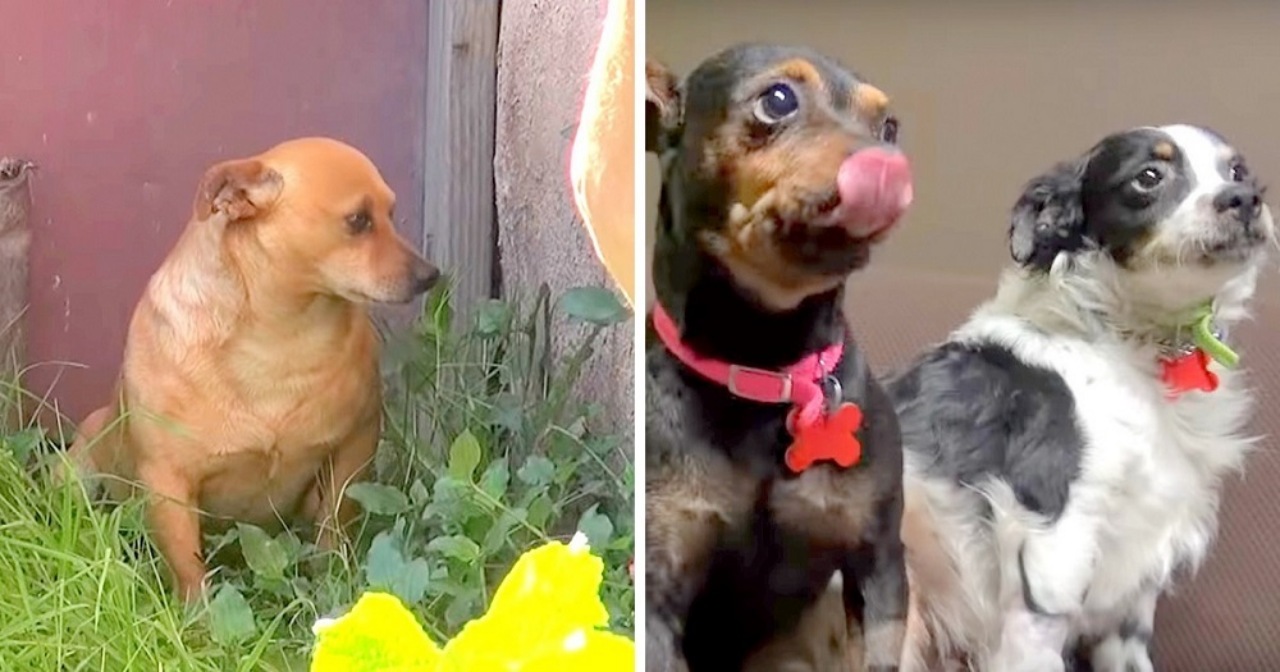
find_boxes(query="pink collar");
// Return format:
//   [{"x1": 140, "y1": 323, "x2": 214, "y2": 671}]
[{"x1": 651, "y1": 302, "x2": 845, "y2": 433}]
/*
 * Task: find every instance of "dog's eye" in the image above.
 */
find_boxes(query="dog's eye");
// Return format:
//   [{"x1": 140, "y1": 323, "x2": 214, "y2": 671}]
[
  {"x1": 754, "y1": 83, "x2": 799, "y2": 124},
  {"x1": 346, "y1": 211, "x2": 373, "y2": 235},
  {"x1": 1132, "y1": 167, "x2": 1163, "y2": 191},
  {"x1": 1231, "y1": 162, "x2": 1250, "y2": 182},
  {"x1": 880, "y1": 116, "x2": 900, "y2": 144}
]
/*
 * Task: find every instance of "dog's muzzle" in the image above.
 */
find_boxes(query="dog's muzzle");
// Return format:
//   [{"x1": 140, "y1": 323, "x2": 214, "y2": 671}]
[{"x1": 1213, "y1": 183, "x2": 1263, "y2": 226}]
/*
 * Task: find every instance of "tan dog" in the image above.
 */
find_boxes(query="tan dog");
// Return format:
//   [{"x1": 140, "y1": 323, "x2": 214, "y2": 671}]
[{"x1": 64, "y1": 137, "x2": 438, "y2": 602}]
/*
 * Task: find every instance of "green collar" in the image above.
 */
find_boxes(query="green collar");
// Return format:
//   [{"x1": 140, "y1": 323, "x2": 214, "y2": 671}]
[{"x1": 1166, "y1": 302, "x2": 1238, "y2": 369}]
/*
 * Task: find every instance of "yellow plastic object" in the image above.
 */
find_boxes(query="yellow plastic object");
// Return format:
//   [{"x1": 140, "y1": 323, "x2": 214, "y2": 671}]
[{"x1": 310, "y1": 533, "x2": 634, "y2": 671}]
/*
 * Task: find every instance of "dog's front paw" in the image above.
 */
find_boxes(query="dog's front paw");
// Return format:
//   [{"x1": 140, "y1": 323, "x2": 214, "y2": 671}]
[
  {"x1": 1091, "y1": 637, "x2": 1154, "y2": 672},
  {"x1": 1020, "y1": 541, "x2": 1089, "y2": 616},
  {"x1": 990, "y1": 647, "x2": 1065, "y2": 672},
  {"x1": 990, "y1": 610, "x2": 1070, "y2": 672}
]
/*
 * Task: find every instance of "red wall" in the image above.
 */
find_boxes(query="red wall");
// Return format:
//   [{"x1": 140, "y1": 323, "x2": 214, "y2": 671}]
[{"x1": 0, "y1": 0, "x2": 428, "y2": 425}]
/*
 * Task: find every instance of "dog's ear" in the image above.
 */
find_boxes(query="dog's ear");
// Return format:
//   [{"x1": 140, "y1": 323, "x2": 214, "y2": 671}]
[
  {"x1": 193, "y1": 159, "x2": 283, "y2": 222},
  {"x1": 1009, "y1": 158, "x2": 1089, "y2": 270},
  {"x1": 646, "y1": 59, "x2": 682, "y2": 154}
]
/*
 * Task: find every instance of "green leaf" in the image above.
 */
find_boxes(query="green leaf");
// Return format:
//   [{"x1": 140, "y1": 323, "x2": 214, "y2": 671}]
[
  {"x1": 577, "y1": 504, "x2": 614, "y2": 549},
  {"x1": 491, "y1": 393, "x2": 524, "y2": 434},
  {"x1": 427, "y1": 535, "x2": 481, "y2": 563},
  {"x1": 392, "y1": 557, "x2": 432, "y2": 605},
  {"x1": 482, "y1": 510, "x2": 522, "y2": 554},
  {"x1": 475, "y1": 299, "x2": 512, "y2": 336},
  {"x1": 206, "y1": 584, "x2": 257, "y2": 645},
  {"x1": 445, "y1": 592, "x2": 479, "y2": 631},
  {"x1": 558, "y1": 286, "x2": 630, "y2": 325},
  {"x1": 2, "y1": 427, "x2": 45, "y2": 465},
  {"x1": 345, "y1": 482, "x2": 410, "y2": 516},
  {"x1": 408, "y1": 479, "x2": 432, "y2": 506},
  {"x1": 236, "y1": 524, "x2": 290, "y2": 580},
  {"x1": 365, "y1": 529, "x2": 406, "y2": 588},
  {"x1": 608, "y1": 532, "x2": 634, "y2": 553},
  {"x1": 448, "y1": 429, "x2": 483, "y2": 481},
  {"x1": 364, "y1": 528, "x2": 431, "y2": 605},
  {"x1": 479, "y1": 458, "x2": 510, "y2": 500},
  {"x1": 526, "y1": 494, "x2": 555, "y2": 529},
  {"x1": 516, "y1": 455, "x2": 555, "y2": 487},
  {"x1": 424, "y1": 476, "x2": 475, "y2": 523},
  {"x1": 421, "y1": 277, "x2": 454, "y2": 337}
]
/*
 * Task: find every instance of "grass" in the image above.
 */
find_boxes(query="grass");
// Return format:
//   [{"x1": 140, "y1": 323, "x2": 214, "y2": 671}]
[{"x1": 0, "y1": 278, "x2": 634, "y2": 671}]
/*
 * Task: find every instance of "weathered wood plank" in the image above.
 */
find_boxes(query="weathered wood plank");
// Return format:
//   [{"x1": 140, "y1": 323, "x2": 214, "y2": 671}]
[{"x1": 422, "y1": 0, "x2": 501, "y2": 309}]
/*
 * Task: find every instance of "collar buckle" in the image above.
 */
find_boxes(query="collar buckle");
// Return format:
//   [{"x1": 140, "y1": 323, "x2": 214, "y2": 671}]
[{"x1": 726, "y1": 365, "x2": 794, "y2": 403}]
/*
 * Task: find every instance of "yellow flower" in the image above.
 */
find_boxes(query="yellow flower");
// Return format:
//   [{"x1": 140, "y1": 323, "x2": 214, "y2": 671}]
[
  {"x1": 310, "y1": 533, "x2": 634, "y2": 672},
  {"x1": 310, "y1": 592, "x2": 442, "y2": 672}
]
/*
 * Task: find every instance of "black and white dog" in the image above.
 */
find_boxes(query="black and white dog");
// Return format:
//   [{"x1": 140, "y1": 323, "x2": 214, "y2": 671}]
[{"x1": 889, "y1": 125, "x2": 1273, "y2": 672}]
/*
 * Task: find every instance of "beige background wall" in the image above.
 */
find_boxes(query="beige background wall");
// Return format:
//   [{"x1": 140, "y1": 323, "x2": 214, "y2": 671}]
[
  {"x1": 648, "y1": 0, "x2": 1280, "y2": 302},
  {"x1": 497, "y1": 0, "x2": 634, "y2": 435},
  {"x1": 648, "y1": 1, "x2": 1280, "y2": 668}
]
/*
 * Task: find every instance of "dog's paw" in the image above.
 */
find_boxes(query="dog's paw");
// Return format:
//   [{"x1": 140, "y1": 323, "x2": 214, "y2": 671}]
[
  {"x1": 990, "y1": 647, "x2": 1065, "y2": 672},
  {"x1": 1090, "y1": 637, "x2": 1154, "y2": 672},
  {"x1": 990, "y1": 610, "x2": 1069, "y2": 672},
  {"x1": 1020, "y1": 540, "x2": 1089, "y2": 616}
]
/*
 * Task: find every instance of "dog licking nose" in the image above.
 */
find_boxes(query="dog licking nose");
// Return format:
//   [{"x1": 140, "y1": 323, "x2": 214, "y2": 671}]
[{"x1": 833, "y1": 146, "x2": 913, "y2": 238}]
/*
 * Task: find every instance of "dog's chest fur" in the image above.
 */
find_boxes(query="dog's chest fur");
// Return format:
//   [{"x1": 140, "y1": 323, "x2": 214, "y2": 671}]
[
  {"x1": 958, "y1": 314, "x2": 1253, "y2": 615},
  {"x1": 648, "y1": 336, "x2": 900, "y2": 663},
  {"x1": 122, "y1": 299, "x2": 381, "y2": 522},
  {"x1": 221, "y1": 322, "x2": 378, "y2": 440}
]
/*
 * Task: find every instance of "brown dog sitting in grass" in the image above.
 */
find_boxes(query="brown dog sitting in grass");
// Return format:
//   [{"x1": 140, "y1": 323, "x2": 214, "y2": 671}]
[{"x1": 63, "y1": 137, "x2": 439, "y2": 602}]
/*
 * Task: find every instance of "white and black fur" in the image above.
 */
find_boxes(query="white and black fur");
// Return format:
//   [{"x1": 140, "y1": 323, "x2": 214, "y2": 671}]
[{"x1": 888, "y1": 125, "x2": 1273, "y2": 672}]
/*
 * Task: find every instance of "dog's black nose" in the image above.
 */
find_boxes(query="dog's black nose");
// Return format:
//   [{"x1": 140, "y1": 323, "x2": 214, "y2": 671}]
[
  {"x1": 1213, "y1": 183, "x2": 1262, "y2": 222},
  {"x1": 410, "y1": 258, "x2": 441, "y2": 295}
]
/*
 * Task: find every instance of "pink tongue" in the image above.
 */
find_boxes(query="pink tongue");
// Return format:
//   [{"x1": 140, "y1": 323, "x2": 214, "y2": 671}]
[{"x1": 833, "y1": 147, "x2": 914, "y2": 237}]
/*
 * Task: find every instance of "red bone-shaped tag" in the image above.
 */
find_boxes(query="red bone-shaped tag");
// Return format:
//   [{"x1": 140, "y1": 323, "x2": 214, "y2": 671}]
[
  {"x1": 784, "y1": 402, "x2": 864, "y2": 473},
  {"x1": 1161, "y1": 349, "x2": 1219, "y2": 399}
]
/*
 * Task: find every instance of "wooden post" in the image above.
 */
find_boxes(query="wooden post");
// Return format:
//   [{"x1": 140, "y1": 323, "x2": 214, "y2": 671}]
[
  {"x1": 0, "y1": 158, "x2": 35, "y2": 426},
  {"x1": 423, "y1": 0, "x2": 501, "y2": 310}
]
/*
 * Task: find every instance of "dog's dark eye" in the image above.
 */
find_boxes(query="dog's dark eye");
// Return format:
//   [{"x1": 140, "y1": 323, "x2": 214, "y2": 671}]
[
  {"x1": 1231, "y1": 162, "x2": 1250, "y2": 182},
  {"x1": 346, "y1": 211, "x2": 373, "y2": 235},
  {"x1": 1132, "y1": 167, "x2": 1163, "y2": 191},
  {"x1": 880, "y1": 116, "x2": 900, "y2": 144},
  {"x1": 754, "y1": 83, "x2": 799, "y2": 124}
]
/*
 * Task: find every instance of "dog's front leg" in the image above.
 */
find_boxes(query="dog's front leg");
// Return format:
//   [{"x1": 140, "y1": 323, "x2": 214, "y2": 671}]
[
  {"x1": 992, "y1": 509, "x2": 1097, "y2": 670},
  {"x1": 645, "y1": 492, "x2": 724, "y2": 672},
  {"x1": 1085, "y1": 589, "x2": 1157, "y2": 672},
  {"x1": 989, "y1": 607, "x2": 1070, "y2": 672},
  {"x1": 646, "y1": 441, "x2": 754, "y2": 672},
  {"x1": 306, "y1": 416, "x2": 378, "y2": 554},
  {"x1": 851, "y1": 493, "x2": 909, "y2": 672},
  {"x1": 137, "y1": 462, "x2": 206, "y2": 603}
]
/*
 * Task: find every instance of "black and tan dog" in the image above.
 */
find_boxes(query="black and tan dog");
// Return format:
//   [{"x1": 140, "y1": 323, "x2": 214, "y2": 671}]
[{"x1": 645, "y1": 44, "x2": 913, "y2": 671}]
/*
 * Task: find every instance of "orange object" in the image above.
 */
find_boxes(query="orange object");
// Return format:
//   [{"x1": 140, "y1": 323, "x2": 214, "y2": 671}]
[
  {"x1": 569, "y1": 0, "x2": 636, "y2": 307},
  {"x1": 785, "y1": 402, "x2": 865, "y2": 473},
  {"x1": 1161, "y1": 349, "x2": 1219, "y2": 398}
]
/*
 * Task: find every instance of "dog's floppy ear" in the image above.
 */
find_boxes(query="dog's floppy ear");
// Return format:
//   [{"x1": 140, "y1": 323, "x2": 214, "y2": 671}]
[
  {"x1": 193, "y1": 159, "x2": 283, "y2": 222},
  {"x1": 1009, "y1": 158, "x2": 1088, "y2": 270},
  {"x1": 646, "y1": 59, "x2": 682, "y2": 154}
]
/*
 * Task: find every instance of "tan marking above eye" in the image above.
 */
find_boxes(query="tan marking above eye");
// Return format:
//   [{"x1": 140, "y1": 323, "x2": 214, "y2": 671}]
[
  {"x1": 772, "y1": 58, "x2": 826, "y2": 93},
  {"x1": 1153, "y1": 142, "x2": 1175, "y2": 161},
  {"x1": 853, "y1": 84, "x2": 890, "y2": 120}
]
